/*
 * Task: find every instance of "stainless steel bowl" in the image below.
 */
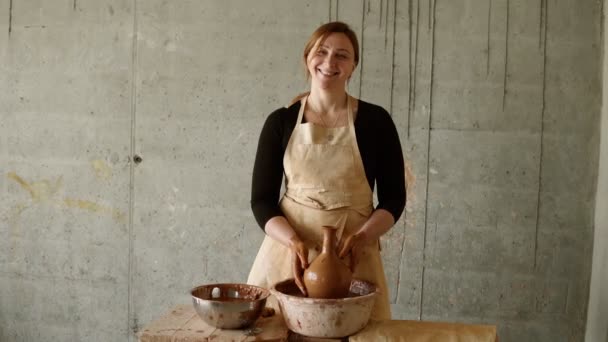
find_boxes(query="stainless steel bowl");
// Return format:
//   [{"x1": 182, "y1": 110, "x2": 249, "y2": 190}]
[{"x1": 190, "y1": 283, "x2": 270, "y2": 329}]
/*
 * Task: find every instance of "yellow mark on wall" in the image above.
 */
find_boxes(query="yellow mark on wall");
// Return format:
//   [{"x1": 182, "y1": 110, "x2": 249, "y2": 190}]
[
  {"x1": 7, "y1": 203, "x2": 28, "y2": 259},
  {"x1": 5, "y1": 172, "x2": 125, "y2": 261},
  {"x1": 8, "y1": 203, "x2": 27, "y2": 236},
  {"x1": 6, "y1": 172, "x2": 125, "y2": 223},
  {"x1": 63, "y1": 198, "x2": 126, "y2": 223},
  {"x1": 405, "y1": 159, "x2": 416, "y2": 201},
  {"x1": 7, "y1": 172, "x2": 62, "y2": 202},
  {"x1": 91, "y1": 159, "x2": 111, "y2": 180},
  {"x1": 7, "y1": 172, "x2": 35, "y2": 198},
  {"x1": 404, "y1": 159, "x2": 416, "y2": 228}
]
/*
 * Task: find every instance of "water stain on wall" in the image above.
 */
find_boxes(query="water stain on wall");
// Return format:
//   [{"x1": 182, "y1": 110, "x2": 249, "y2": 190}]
[
  {"x1": 63, "y1": 198, "x2": 126, "y2": 222},
  {"x1": 7, "y1": 172, "x2": 62, "y2": 202},
  {"x1": 405, "y1": 158, "x2": 416, "y2": 218},
  {"x1": 4, "y1": 171, "x2": 127, "y2": 254},
  {"x1": 92, "y1": 159, "x2": 112, "y2": 180},
  {"x1": 6, "y1": 171, "x2": 125, "y2": 222}
]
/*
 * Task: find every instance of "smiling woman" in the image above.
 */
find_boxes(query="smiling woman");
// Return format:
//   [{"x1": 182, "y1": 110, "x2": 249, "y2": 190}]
[
  {"x1": 247, "y1": 21, "x2": 406, "y2": 321},
  {"x1": 296, "y1": 22, "x2": 360, "y2": 128}
]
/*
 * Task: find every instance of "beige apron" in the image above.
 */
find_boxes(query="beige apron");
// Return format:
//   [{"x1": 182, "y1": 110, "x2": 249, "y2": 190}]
[{"x1": 247, "y1": 95, "x2": 391, "y2": 320}]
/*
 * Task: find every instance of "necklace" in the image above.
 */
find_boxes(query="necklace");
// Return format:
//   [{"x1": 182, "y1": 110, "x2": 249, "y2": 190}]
[
  {"x1": 313, "y1": 109, "x2": 341, "y2": 128},
  {"x1": 308, "y1": 96, "x2": 348, "y2": 128}
]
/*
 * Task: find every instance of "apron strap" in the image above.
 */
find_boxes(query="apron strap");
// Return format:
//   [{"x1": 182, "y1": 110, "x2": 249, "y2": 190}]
[{"x1": 295, "y1": 95, "x2": 307, "y2": 128}]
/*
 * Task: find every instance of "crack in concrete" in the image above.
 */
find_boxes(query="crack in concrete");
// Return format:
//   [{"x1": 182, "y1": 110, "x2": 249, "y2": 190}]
[
  {"x1": 389, "y1": 0, "x2": 396, "y2": 115},
  {"x1": 127, "y1": 0, "x2": 139, "y2": 340},
  {"x1": 407, "y1": 0, "x2": 412, "y2": 139},
  {"x1": 359, "y1": 0, "x2": 366, "y2": 98},
  {"x1": 534, "y1": 0, "x2": 548, "y2": 270},
  {"x1": 384, "y1": 0, "x2": 390, "y2": 48},
  {"x1": 422, "y1": 0, "x2": 437, "y2": 321},
  {"x1": 487, "y1": 0, "x2": 492, "y2": 76},
  {"x1": 379, "y1": 0, "x2": 384, "y2": 30},
  {"x1": 8, "y1": 0, "x2": 13, "y2": 36},
  {"x1": 428, "y1": 0, "x2": 432, "y2": 32},
  {"x1": 502, "y1": 0, "x2": 510, "y2": 111},
  {"x1": 407, "y1": 0, "x2": 420, "y2": 139},
  {"x1": 336, "y1": 0, "x2": 339, "y2": 20}
]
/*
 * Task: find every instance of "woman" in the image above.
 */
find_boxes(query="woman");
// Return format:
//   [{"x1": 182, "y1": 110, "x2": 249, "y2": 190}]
[{"x1": 248, "y1": 21, "x2": 405, "y2": 320}]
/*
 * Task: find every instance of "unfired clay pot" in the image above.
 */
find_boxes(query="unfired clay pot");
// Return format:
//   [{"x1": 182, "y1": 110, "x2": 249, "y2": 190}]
[{"x1": 303, "y1": 226, "x2": 352, "y2": 298}]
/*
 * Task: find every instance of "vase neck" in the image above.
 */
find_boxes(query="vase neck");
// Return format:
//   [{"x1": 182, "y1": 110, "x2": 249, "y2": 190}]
[{"x1": 321, "y1": 226, "x2": 337, "y2": 254}]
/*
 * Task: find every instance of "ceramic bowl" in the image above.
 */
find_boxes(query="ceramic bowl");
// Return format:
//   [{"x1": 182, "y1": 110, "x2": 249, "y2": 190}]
[
  {"x1": 190, "y1": 283, "x2": 270, "y2": 329},
  {"x1": 270, "y1": 278, "x2": 378, "y2": 338}
]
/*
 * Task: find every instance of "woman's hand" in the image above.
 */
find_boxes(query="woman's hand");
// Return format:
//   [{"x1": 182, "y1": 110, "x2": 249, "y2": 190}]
[
  {"x1": 338, "y1": 209, "x2": 396, "y2": 272},
  {"x1": 288, "y1": 236, "x2": 308, "y2": 296},
  {"x1": 264, "y1": 217, "x2": 309, "y2": 295},
  {"x1": 338, "y1": 231, "x2": 367, "y2": 272}
]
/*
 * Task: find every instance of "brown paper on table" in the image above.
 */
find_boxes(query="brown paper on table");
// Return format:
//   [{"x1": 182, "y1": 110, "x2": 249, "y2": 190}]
[
  {"x1": 349, "y1": 320, "x2": 497, "y2": 342},
  {"x1": 138, "y1": 305, "x2": 289, "y2": 342}
]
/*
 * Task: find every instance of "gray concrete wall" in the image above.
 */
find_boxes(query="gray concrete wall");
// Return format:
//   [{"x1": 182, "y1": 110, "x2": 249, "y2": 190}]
[
  {"x1": 586, "y1": 1, "x2": 608, "y2": 340},
  {"x1": 0, "y1": 1, "x2": 601, "y2": 341}
]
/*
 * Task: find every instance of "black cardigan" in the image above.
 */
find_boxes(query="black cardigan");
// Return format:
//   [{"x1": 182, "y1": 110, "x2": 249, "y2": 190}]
[{"x1": 251, "y1": 99, "x2": 406, "y2": 230}]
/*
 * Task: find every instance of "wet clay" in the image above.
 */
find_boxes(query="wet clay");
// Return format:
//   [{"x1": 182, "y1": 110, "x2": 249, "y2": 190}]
[
  {"x1": 191, "y1": 283, "x2": 269, "y2": 301},
  {"x1": 278, "y1": 282, "x2": 362, "y2": 299},
  {"x1": 208, "y1": 297, "x2": 253, "y2": 302},
  {"x1": 274, "y1": 278, "x2": 377, "y2": 299},
  {"x1": 303, "y1": 226, "x2": 352, "y2": 298}
]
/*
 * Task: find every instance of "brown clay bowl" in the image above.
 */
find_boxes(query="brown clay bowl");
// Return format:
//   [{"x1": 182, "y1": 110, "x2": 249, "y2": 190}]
[
  {"x1": 270, "y1": 278, "x2": 378, "y2": 338},
  {"x1": 190, "y1": 283, "x2": 270, "y2": 329}
]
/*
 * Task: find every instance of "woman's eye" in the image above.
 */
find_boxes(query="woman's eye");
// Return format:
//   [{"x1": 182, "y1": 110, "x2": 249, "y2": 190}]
[
  {"x1": 337, "y1": 54, "x2": 347, "y2": 59},
  {"x1": 316, "y1": 49, "x2": 327, "y2": 55}
]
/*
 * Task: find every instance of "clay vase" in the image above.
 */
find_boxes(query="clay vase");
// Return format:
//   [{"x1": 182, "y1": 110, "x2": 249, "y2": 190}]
[{"x1": 303, "y1": 226, "x2": 353, "y2": 299}]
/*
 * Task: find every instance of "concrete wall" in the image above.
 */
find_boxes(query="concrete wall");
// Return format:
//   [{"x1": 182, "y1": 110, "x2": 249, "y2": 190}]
[
  {"x1": 586, "y1": 1, "x2": 608, "y2": 340},
  {"x1": 0, "y1": 1, "x2": 602, "y2": 341}
]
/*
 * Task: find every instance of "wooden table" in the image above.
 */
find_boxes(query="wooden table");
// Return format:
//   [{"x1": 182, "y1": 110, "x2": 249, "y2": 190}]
[
  {"x1": 138, "y1": 305, "x2": 288, "y2": 341},
  {"x1": 350, "y1": 320, "x2": 498, "y2": 342},
  {"x1": 139, "y1": 305, "x2": 498, "y2": 342}
]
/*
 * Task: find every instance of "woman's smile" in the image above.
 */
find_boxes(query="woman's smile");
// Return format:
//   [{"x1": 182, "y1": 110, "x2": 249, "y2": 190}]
[{"x1": 317, "y1": 68, "x2": 339, "y2": 77}]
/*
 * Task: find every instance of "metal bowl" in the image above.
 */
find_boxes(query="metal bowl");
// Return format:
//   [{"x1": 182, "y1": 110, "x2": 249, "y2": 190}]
[
  {"x1": 190, "y1": 283, "x2": 270, "y2": 329},
  {"x1": 271, "y1": 278, "x2": 378, "y2": 338}
]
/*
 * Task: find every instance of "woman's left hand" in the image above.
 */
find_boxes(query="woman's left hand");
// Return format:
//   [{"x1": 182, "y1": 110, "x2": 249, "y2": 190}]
[{"x1": 338, "y1": 231, "x2": 367, "y2": 272}]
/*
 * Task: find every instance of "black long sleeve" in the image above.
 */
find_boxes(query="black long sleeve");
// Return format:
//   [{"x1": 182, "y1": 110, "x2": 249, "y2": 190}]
[
  {"x1": 251, "y1": 100, "x2": 406, "y2": 231},
  {"x1": 250, "y1": 107, "x2": 290, "y2": 229}
]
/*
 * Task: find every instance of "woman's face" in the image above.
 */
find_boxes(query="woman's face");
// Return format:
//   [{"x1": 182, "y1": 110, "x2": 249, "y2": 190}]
[{"x1": 307, "y1": 32, "x2": 356, "y2": 90}]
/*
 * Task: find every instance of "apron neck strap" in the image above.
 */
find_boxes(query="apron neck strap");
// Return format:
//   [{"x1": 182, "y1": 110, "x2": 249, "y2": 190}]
[
  {"x1": 296, "y1": 94, "x2": 354, "y2": 127},
  {"x1": 296, "y1": 95, "x2": 308, "y2": 127}
]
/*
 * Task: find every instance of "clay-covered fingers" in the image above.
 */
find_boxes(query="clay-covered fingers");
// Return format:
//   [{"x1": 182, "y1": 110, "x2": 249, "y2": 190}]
[
  {"x1": 289, "y1": 238, "x2": 308, "y2": 269},
  {"x1": 288, "y1": 237, "x2": 308, "y2": 296},
  {"x1": 292, "y1": 251, "x2": 307, "y2": 296},
  {"x1": 348, "y1": 248, "x2": 358, "y2": 273},
  {"x1": 338, "y1": 234, "x2": 357, "y2": 258},
  {"x1": 339, "y1": 233, "x2": 363, "y2": 273}
]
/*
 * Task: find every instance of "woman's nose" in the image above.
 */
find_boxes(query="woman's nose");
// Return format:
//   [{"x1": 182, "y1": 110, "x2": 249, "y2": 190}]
[{"x1": 326, "y1": 55, "x2": 337, "y2": 66}]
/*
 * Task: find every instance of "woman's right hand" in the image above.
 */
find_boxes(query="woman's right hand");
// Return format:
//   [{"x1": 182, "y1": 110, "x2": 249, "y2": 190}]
[
  {"x1": 288, "y1": 236, "x2": 308, "y2": 296},
  {"x1": 264, "y1": 217, "x2": 309, "y2": 295}
]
